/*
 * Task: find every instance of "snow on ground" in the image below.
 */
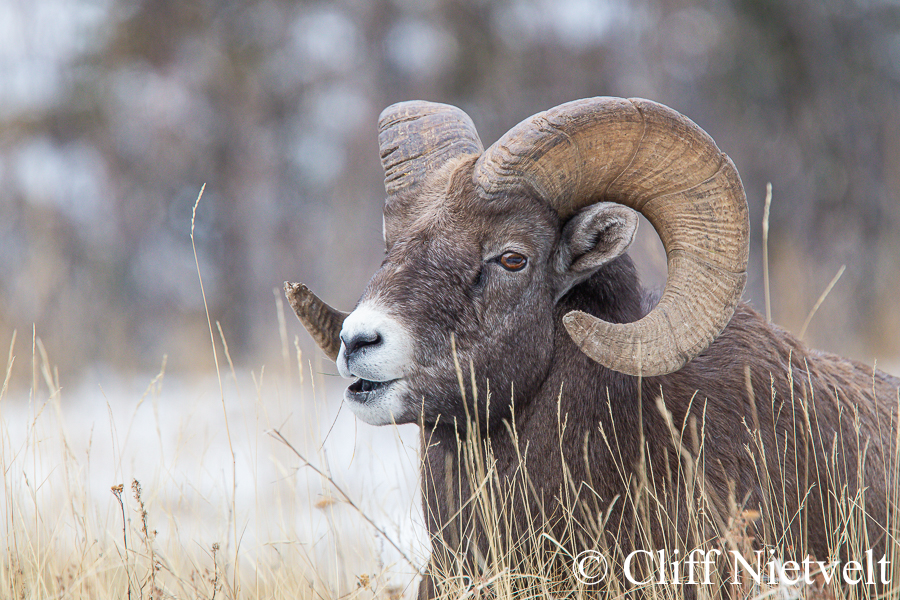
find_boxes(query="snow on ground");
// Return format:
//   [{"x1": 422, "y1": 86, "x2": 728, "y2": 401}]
[
  {"x1": 4, "y1": 349, "x2": 897, "y2": 592},
  {"x1": 1, "y1": 360, "x2": 427, "y2": 588}
]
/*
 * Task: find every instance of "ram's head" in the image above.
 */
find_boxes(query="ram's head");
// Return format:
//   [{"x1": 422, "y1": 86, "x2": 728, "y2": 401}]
[{"x1": 286, "y1": 98, "x2": 749, "y2": 427}]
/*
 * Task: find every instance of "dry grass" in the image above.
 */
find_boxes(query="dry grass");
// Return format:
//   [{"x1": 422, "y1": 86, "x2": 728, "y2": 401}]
[
  {"x1": 0, "y1": 324, "x2": 424, "y2": 599},
  {"x1": 3, "y1": 315, "x2": 899, "y2": 599},
  {"x1": 3, "y1": 188, "x2": 898, "y2": 599},
  {"x1": 417, "y1": 356, "x2": 900, "y2": 600}
]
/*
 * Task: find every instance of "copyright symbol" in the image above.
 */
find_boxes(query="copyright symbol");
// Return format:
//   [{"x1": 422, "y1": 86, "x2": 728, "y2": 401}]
[{"x1": 574, "y1": 550, "x2": 608, "y2": 585}]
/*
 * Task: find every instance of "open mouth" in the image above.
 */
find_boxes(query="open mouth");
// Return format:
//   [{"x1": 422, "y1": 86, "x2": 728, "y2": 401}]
[{"x1": 346, "y1": 378, "x2": 396, "y2": 401}]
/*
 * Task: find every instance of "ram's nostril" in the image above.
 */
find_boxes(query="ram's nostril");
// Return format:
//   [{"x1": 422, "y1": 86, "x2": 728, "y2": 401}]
[{"x1": 342, "y1": 330, "x2": 382, "y2": 358}]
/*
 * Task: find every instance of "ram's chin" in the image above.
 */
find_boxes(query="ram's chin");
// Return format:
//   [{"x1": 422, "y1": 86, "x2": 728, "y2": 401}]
[{"x1": 345, "y1": 378, "x2": 410, "y2": 425}]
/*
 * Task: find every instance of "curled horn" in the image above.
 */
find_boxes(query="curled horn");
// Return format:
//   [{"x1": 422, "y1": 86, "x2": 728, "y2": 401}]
[
  {"x1": 378, "y1": 101, "x2": 483, "y2": 243},
  {"x1": 284, "y1": 282, "x2": 347, "y2": 361},
  {"x1": 286, "y1": 102, "x2": 482, "y2": 360},
  {"x1": 474, "y1": 97, "x2": 749, "y2": 377}
]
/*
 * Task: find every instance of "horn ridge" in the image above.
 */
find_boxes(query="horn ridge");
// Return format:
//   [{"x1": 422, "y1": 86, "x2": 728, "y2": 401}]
[
  {"x1": 378, "y1": 101, "x2": 483, "y2": 201},
  {"x1": 600, "y1": 104, "x2": 646, "y2": 201}
]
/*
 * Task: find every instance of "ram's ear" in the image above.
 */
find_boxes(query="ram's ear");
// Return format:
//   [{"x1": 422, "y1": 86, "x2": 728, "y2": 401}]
[{"x1": 553, "y1": 203, "x2": 638, "y2": 300}]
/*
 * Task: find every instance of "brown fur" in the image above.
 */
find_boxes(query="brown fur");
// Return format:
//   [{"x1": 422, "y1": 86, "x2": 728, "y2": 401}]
[{"x1": 348, "y1": 160, "x2": 898, "y2": 596}]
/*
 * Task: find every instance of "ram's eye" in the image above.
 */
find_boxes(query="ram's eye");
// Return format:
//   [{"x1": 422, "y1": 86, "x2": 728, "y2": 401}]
[{"x1": 499, "y1": 252, "x2": 527, "y2": 271}]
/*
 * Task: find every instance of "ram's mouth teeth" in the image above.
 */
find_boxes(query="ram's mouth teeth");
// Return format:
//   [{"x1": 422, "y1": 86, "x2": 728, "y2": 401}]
[{"x1": 349, "y1": 378, "x2": 392, "y2": 394}]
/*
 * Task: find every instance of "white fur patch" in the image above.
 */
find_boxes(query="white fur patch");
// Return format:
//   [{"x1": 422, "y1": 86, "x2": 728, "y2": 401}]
[
  {"x1": 338, "y1": 300, "x2": 412, "y2": 369},
  {"x1": 346, "y1": 379, "x2": 410, "y2": 426},
  {"x1": 336, "y1": 302, "x2": 415, "y2": 425}
]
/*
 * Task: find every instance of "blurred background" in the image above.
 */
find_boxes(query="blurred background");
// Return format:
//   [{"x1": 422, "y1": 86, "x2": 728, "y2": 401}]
[{"x1": 2, "y1": 0, "x2": 899, "y2": 382}]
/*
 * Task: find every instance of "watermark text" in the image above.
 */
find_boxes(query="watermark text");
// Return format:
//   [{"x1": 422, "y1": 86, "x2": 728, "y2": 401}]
[{"x1": 573, "y1": 548, "x2": 892, "y2": 587}]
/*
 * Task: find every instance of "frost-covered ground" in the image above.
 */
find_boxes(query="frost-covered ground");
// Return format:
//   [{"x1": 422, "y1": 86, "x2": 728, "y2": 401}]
[{"x1": 1, "y1": 357, "x2": 427, "y2": 592}]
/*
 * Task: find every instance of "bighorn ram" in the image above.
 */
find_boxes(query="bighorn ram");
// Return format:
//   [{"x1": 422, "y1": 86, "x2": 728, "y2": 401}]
[{"x1": 286, "y1": 98, "x2": 899, "y2": 595}]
